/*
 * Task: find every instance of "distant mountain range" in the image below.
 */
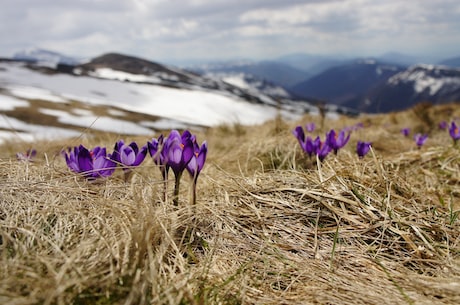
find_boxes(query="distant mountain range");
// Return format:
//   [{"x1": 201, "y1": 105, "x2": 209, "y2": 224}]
[
  {"x1": 290, "y1": 59, "x2": 406, "y2": 106},
  {"x1": 190, "y1": 60, "x2": 308, "y2": 89},
  {"x1": 195, "y1": 54, "x2": 460, "y2": 113},
  {"x1": 12, "y1": 47, "x2": 83, "y2": 67}
]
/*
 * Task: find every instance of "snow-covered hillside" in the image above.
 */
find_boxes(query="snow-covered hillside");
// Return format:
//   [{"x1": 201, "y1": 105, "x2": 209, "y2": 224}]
[{"x1": 0, "y1": 60, "x2": 311, "y2": 144}]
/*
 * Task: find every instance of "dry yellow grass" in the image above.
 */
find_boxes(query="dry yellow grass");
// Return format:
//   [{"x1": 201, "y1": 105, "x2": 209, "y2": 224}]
[{"x1": 1, "y1": 103, "x2": 459, "y2": 304}]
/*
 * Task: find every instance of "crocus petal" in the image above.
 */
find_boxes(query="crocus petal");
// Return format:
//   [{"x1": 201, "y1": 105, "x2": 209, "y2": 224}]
[
  {"x1": 64, "y1": 148, "x2": 80, "y2": 172},
  {"x1": 196, "y1": 141, "x2": 208, "y2": 171},
  {"x1": 128, "y1": 142, "x2": 139, "y2": 155},
  {"x1": 292, "y1": 126, "x2": 305, "y2": 144},
  {"x1": 168, "y1": 130, "x2": 181, "y2": 142},
  {"x1": 449, "y1": 122, "x2": 460, "y2": 141},
  {"x1": 133, "y1": 145, "x2": 148, "y2": 166},
  {"x1": 93, "y1": 150, "x2": 109, "y2": 172},
  {"x1": 187, "y1": 156, "x2": 198, "y2": 177},
  {"x1": 148, "y1": 135, "x2": 166, "y2": 165},
  {"x1": 99, "y1": 157, "x2": 116, "y2": 177},
  {"x1": 111, "y1": 141, "x2": 123, "y2": 163},
  {"x1": 182, "y1": 130, "x2": 192, "y2": 141},
  {"x1": 77, "y1": 145, "x2": 93, "y2": 173},
  {"x1": 304, "y1": 136, "x2": 315, "y2": 157},
  {"x1": 120, "y1": 145, "x2": 136, "y2": 165},
  {"x1": 338, "y1": 131, "x2": 351, "y2": 147},
  {"x1": 181, "y1": 138, "x2": 194, "y2": 165},
  {"x1": 317, "y1": 142, "x2": 332, "y2": 161}
]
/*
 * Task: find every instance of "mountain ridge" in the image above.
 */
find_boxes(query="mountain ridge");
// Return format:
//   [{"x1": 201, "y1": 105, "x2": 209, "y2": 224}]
[{"x1": 6, "y1": 47, "x2": 460, "y2": 114}]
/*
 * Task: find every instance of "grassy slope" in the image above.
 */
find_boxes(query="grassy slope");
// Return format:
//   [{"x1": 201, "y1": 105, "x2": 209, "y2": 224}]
[{"x1": 0, "y1": 102, "x2": 459, "y2": 304}]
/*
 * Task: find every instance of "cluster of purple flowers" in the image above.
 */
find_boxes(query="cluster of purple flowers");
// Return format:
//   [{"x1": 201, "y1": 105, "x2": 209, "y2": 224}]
[
  {"x1": 400, "y1": 127, "x2": 428, "y2": 148},
  {"x1": 62, "y1": 129, "x2": 207, "y2": 205},
  {"x1": 399, "y1": 120, "x2": 460, "y2": 148},
  {"x1": 293, "y1": 125, "x2": 351, "y2": 162},
  {"x1": 147, "y1": 130, "x2": 208, "y2": 205},
  {"x1": 293, "y1": 121, "x2": 374, "y2": 160}
]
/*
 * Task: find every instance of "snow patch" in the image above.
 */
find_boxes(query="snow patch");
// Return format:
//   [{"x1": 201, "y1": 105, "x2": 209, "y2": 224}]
[
  {"x1": 0, "y1": 115, "x2": 82, "y2": 144},
  {"x1": 141, "y1": 118, "x2": 192, "y2": 131},
  {"x1": 72, "y1": 108, "x2": 94, "y2": 116},
  {"x1": 107, "y1": 109, "x2": 127, "y2": 116},
  {"x1": 0, "y1": 94, "x2": 29, "y2": 110}
]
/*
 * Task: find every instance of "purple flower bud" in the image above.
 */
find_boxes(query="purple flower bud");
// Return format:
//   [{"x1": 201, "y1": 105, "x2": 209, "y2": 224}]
[
  {"x1": 356, "y1": 141, "x2": 371, "y2": 158},
  {"x1": 292, "y1": 126, "x2": 305, "y2": 145},
  {"x1": 401, "y1": 128, "x2": 410, "y2": 137},
  {"x1": 317, "y1": 140, "x2": 332, "y2": 162},
  {"x1": 187, "y1": 141, "x2": 207, "y2": 179},
  {"x1": 439, "y1": 121, "x2": 448, "y2": 130},
  {"x1": 304, "y1": 136, "x2": 319, "y2": 158},
  {"x1": 147, "y1": 135, "x2": 166, "y2": 165},
  {"x1": 326, "y1": 129, "x2": 350, "y2": 154},
  {"x1": 414, "y1": 133, "x2": 428, "y2": 148}
]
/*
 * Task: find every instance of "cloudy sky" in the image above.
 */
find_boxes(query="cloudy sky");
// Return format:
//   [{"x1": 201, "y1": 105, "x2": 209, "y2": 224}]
[{"x1": 2, "y1": 0, "x2": 460, "y2": 64}]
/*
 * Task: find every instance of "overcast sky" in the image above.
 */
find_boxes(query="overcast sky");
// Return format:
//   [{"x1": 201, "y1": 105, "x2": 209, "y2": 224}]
[{"x1": 2, "y1": 0, "x2": 460, "y2": 64}]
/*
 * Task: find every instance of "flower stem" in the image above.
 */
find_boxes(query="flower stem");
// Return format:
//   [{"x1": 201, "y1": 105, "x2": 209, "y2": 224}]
[
  {"x1": 173, "y1": 171, "x2": 182, "y2": 206},
  {"x1": 191, "y1": 176, "x2": 198, "y2": 205},
  {"x1": 161, "y1": 167, "x2": 168, "y2": 203}
]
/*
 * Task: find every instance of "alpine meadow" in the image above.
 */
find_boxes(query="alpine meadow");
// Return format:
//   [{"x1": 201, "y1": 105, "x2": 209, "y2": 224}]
[{"x1": 1, "y1": 102, "x2": 460, "y2": 305}]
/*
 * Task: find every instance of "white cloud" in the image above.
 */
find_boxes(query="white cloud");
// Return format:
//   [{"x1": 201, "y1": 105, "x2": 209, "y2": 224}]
[{"x1": 1, "y1": 0, "x2": 459, "y2": 61}]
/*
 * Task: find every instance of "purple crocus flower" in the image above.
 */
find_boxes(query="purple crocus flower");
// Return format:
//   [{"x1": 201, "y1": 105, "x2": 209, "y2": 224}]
[
  {"x1": 356, "y1": 141, "x2": 372, "y2": 158},
  {"x1": 449, "y1": 121, "x2": 460, "y2": 144},
  {"x1": 166, "y1": 130, "x2": 194, "y2": 177},
  {"x1": 16, "y1": 149, "x2": 36, "y2": 162},
  {"x1": 401, "y1": 128, "x2": 410, "y2": 137},
  {"x1": 305, "y1": 136, "x2": 320, "y2": 158},
  {"x1": 326, "y1": 129, "x2": 350, "y2": 154},
  {"x1": 112, "y1": 140, "x2": 147, "y2": 170},
  {"x1": 147, "y1": 135, "x2": 166, "y2": 165},
  {"x1": 306, "y1": 122, "x2": 316, "y2": 132},
  {"x1": 293, "y1": 127, "x2": 332, "y2": 161},
  {"x1": 186, "y1": 141, "x2": 208, "y2": 179},
  {"x1": 111, "y1": 140, "x2": 147, "y2": 181},
  {"x1": 147, "y1": 134, "x2": 169, "y2": 201},
  {"x1": 165, "y1": 130, "x2": 194, "y2": 205},
  {"x1": 293, "y1": 126, "x2": 319, "y2": 158},
  {"x1": 63, "y1": 145, "x2": 115, "y2": 179},
  {"x1": 293, "y1": 126, "x2": 306, "y2": 145},
  {"x1": 316, "y1": 140, "x2": 332, "y2": 162},
  {"x1": 414, "y1": 133, "x2": 428, "y2": 148},
  {"x1": 187, "y1": 140, "x2": 208, "y2": 205}
]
